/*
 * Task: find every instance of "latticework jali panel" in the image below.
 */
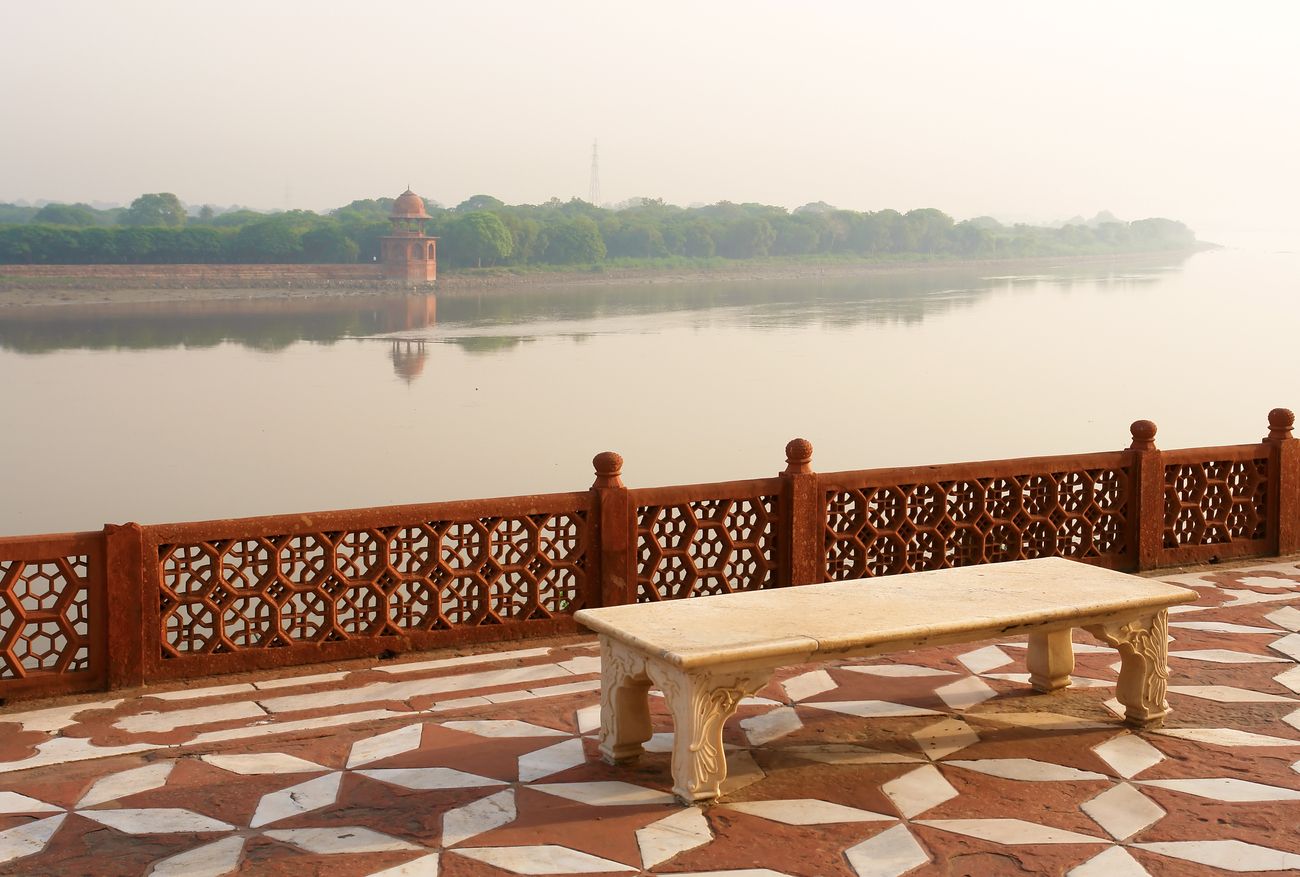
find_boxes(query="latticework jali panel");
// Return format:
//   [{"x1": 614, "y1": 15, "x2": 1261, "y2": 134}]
[
  {"x1": 825, "y1": 469, "x2": 1131, "y2": 580},
  {"x1": 636, "y1": 496, "x2": 779, "y2": 601},
  {"x1": 1163, "y1": 459, "x2": 1268, "y2": 548},
  {"x1": 157, "y1": 513, "x2": 588, "y2": 658},
  {"x1": 0, "y1": 554, "x2": 93, "y2": 678}
]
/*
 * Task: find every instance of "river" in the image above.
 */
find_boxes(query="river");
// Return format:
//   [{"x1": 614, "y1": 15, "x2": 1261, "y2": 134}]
[{"x1": 1, "y1": 247, "x2": 1296, "y2": 536}]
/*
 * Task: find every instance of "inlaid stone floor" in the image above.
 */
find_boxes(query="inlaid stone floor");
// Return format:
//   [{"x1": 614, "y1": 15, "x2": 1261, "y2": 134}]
[{"x1": 0, "y1": 560, "x2": 1298, "y2": 876}]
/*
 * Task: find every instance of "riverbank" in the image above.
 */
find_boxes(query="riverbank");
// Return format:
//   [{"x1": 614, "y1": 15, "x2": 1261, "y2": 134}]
[{"x1": 0, "y1": 248, "x2": 1206, "y2": 309}]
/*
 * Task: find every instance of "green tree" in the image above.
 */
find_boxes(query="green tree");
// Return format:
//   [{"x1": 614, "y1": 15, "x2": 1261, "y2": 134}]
[
  {"x1": 302, "y1": 225, "x2": 360, "y2": 263},
  {"x1": 540, "y1": 216, "x2": 605, "y2": 264},
  {"x1": 32, "y1": 203, "x2": 97, "y2": 227},
  {"x1": 717, "y1": 217, "x2": 775, "y2": 258},
  {"x1": 444, "y1": 211, "x2": 513, "y2": 267},
  {"x1": 123, "y1": 193, "x2": 187, "y2": 228},
  {"x1": 456, "y1": 194, "x2": 505, "y2": 212}
]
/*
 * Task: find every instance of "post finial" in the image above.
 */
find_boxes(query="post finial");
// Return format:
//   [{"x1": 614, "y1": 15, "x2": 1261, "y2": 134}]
[
  {"x1": 592, "y1": 451, "x2": 625, "y2": 488},
  {"x1": 1266, "y1": 408, "x2": 1295, "y2": 442},
  {"x1": 783, "y1": 438, "x2": 814, "y2": 475},
  {"x1": 1129, "y1": 420, "x2": 1158, "y2": 451}
]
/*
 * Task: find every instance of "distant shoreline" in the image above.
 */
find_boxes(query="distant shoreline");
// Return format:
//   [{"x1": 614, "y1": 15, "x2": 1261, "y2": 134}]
[{"x1": 0, "y1": 247, "x2": 1207, "y2": 310}]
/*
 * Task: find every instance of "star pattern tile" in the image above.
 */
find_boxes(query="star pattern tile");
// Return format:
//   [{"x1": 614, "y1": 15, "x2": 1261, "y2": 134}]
[{"x1": 0, "y1": 560, "x2": 1297, "y2": 875}]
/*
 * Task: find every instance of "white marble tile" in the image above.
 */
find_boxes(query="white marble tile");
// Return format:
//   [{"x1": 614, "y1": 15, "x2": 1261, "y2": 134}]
[
  {"x1": 189, "y1": 708, "x2": 407, "y2": 745},
  {"x1": 113, "y1": 700, "x2": 267, "y2": 733},
  {"x1": 1265, "y1": 606, "x2": 1300, "y2": 632},
  {"x1": 781, "y1": 669, "x2": 837, "y2": 702},
  {"x1": 1271, "y1": 633, "x2": 1300, "y2": 661},
  {"x1": 202, "y1": 752, "x2": 329, "y2": 775},
  {"x1": 956, "y1": 645, "x2": 1013, "y2": 675},
  {"x1": 721, "y1": 750, "x2": 767, "y2": 796},
  {"x1": 358, "y1": 767, "x2": 506, "y2": 791},
  {"x1": 1133, "y1": 839, "x2": 1300, "y2": 871},
  {"x1": 443, "y1": 719, "x2": 567, "y2": 738},
  {"x1": 480, "y1": 689, "x2": 535, "y2": 705},
  {"x1": 441, "y1": 789, "x2": 515, "y2": 847},
  {"x1": 935, "y1": 676, "x2": 997, "y2": 710},
  {"x1": 518, "y1": 738, "x2": 587, "y2": 782},
  {"x1": 1067, "y1": 845, "x2": 1152, "y2": 877},
  {"x1": 250, "y1": 772, "x2": 343, "y2": 827},
  {"x1": 260, "y1": 663, "x2": 570, "y2": 713},
  {"x1": 0, "y1": 814, "x2": 64, "y2": 865},
  {"x1": 77, "y1": 762, "x2": 174, "y2": 807},
  {"x1": 1092, "y1": 734, "x2": 1165, "y2": 778},
  {"x1": 558, "y1": 655, "x2": 602, "y2": 675},
  {"x1": 366, "y1": 852, "x2": 441, "y2": 876},
  {"x1": 1080, "y1": 782, "x2": 1165, "y2": 840},
  {"x1": 779, "y1": 743, "x2": 922, "y2": 765},
  {"x1": 946, "y1": 758, "x2": 1106, "y2": 782},
  {"x1": 1, "y1": 699, "x2": 122, "y2": 733},
  {"x1": 915, "y1": 818, "x2": 1106, "y2": 844},
  {"x1": 1218, "y1": 589, "x2": 1298, "y2": 608},
  {"x1": 881, "y1": 765, "x2": 958, "y2": 819},
  {"x1": 530, "y1": 781, "x2": 676, "y2": 806},
  {"x1": 373, "y1": 646, "x2": 552, "y2": 675},
  {"x1": 912, "y1": 718, "x2": 979, "y2": 761},
  {"x1": 1168, "y1": 685, "x2": 1296, "y2": 703},
  {"x1": 452, "y1": 845, "x2": 636, "y2": 874},
  {"x1": 1154, "y1": 727, "x2": 1300, "y2": 747},
  {"x1": 842, "y1": 664, "x2": 955, "y2": 678},
  {"x1": 252, "y1": 670, "x2": 350, "y2": 690},
  {"x1": 151, "y1": 836, "x2": 246, "y2": 877},
  {"x1": 806, "y1": 700, "x2": 942, "y2": 719},
  {"x1": 972, "y1": 712, "x2": 1109, "y2": 731},
  {"x1": 148, "y1": 683, "x2": 257, "y2": 701},
  {"x1": 738, "y1": 696, "x2": 784, "y2": 708},
  {"x1": 264, "y1": 826, "x2": 420, "y2": 854},
  {"x1": 347, "y1": 723, "x2": 425, "y2": 767},
  {"x1": 81, "y1": 808, "x2": 234, "y2": 834},
  {"x1": 636, "y1": 806, "x2": 712, "y2": 868},
  {"x1": 576, "y1": 705, "x2": 601, "y2": 734},
  {"x1": 425, "y1": 697, "x2": 493, "y2": 713},
  {"x1": 725, "y1": 798, "x2": 892, "y2": 825},
  {"x1": 643, "y1": 733, "x2": 677, "y2": 753},
  {"x1": 0, "y1": 792, "x2": 60, "y2": 814},
  {"x1": 1237, "y1": 576, "x2": 1299, "y2": 590},
  {"x1": 1278, "y1": 666, "x2": 1300, "y2": 694},
  {"x1": 741, "y1": 706, "x2": 803, "y2": 747},
  {"x1": 0, "y1": 736, "x2": 162, "y2": 775},
  {"x1": 1168, "y1": 649, "x2": 1288, "y2": 664},
  {"x1": 525, "y1": 679, "x2": 601, "y2": 698},
  {"x1": 1168, "y1": 620, "x2": 1281, "y2": 635},
  {"x1": 1285, "y1": 708, "x2": 1300, "y2": 732},
  {"x1": 844, "y1": 824, "x2": 930, "y2": 877},
  {"x1": 1102, "y1": 698, "x2": 1126, "y2": 718},
  {"x1": 1138, "y1": 777, "x2": 1300, "y2": 802}
]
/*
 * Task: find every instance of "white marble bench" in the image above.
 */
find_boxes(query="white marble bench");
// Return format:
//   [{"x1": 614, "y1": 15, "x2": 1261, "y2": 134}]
[{"x1": 573, "y1": 557, "x2": 1198, "y2": 803}]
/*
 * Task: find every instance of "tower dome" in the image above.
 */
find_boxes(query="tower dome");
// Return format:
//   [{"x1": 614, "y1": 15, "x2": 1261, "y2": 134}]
[{"x1": 390, "y1": 188, "x2": 431, "y2": 220}]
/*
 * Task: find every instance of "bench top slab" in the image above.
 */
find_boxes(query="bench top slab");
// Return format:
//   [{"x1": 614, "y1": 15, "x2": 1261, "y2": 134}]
[{"x1": 574, "y1": 558, "x2": 1198, "y2": 670}]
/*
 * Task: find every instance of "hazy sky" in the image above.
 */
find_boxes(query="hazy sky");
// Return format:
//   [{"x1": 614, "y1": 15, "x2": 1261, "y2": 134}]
[{"x1": 3, "y1": 2, "x2": 1297, "y2": 244}]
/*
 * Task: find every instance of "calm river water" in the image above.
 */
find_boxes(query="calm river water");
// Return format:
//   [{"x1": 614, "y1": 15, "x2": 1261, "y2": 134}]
[{"x1": 2, "y1": 247, "x2": 1297, "y2": 536}]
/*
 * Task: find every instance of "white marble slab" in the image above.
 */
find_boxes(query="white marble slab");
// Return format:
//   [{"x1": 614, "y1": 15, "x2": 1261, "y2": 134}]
[
  {"x1": 250, "y1": 772, "x2": 343, "y2": 827},
  {"x1": 441, "y1": 789, "x2": 516, "y2": 847},
  {"x1": 781, "y1": 669, "x2": 837, "y2": 702},
  {"x1": 724, "y1": 798, "x2": 892, "y2": 825},
  {"x1": 740, "y1": 706, "x2": 803, "y2": 746},
  {"x1": 147, "y1": 683, "x2": 257, "y2": 701},
  {"x1": 935, "y1": 676, "x2": 997, "y2": 710},
  {"x1": 358, "y1": 768, "x2": 506, "y2": 791},
  {"x1": 366, "y1": 852, "x2": 442, "y2": 877},
  {"x1": 264, "y1": 826, "x2": 419, "y2": 854},
  {"x1": 636, "y1": 807, "x2": 713, "y2": 869},
  {"x1": 443, "y1": 720, "x2": 567, "y2": 738},
  {"x1": 1137, "y1": 777, "x2": 1300, "y2": 802},
  {"x1": 946, "y1": 759, "x2": 1106, "y2": 782},
  {"x1": 1080, "y1": 783, "x2": 1165, "y2": 840},
  {"x1": 113, "y1": 700, "x2": 267, "y2": 733},
  {"x1": 881, "y1": 765, "x2": 957, "y2": 819},
  {"x1": 202, "y1": 752, "x2": 327, "y2": 775},
  {"x1": 1092, "y1": 734, "x2": 1166, "y2": 778},
  {"x1": 347, "y1": 723, "x2": 424, "y2": 767},
  {"x1": 452, "y1": 845, "x2": 635, "y2": 874},
  {"x1": 517, "y1": 739, "x2": 587, "y2": 782},
  {"x1": 912, "y1": 718, "x2": 979, "y2": 761},
  {"x1": 843, "y1": 824, "x2": 930, "y2": 877},
  {"x1": 1066, "y1": 845, "x2": 1152, "y2": 877},
  {"x1": 81, "y1": 808, "x2": 234, "y2": 834},
  {"x1": 0, "y1": 815, "x2": 65, "y2": 866},
  {"x1": 150, "y1": 836, "x2": 246, "y2": 877},
  {"x1": 531, "y1": 781, "x2": 676, "y2": 807},
  {"x1": 373, "y1": 646, "x2": 552, "y2": 675},
  {"x1": 77, "y1": 762, "x2": 174, "y2": 807},
  {"x1": 1132, "y1": 839, "x2": 1300, "y2": 871},
  {"x1": 915, "y1": 818, "x2": 1106, "y2": 844}
]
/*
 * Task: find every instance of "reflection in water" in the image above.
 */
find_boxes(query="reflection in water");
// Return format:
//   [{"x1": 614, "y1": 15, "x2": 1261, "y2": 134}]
[
  {"x1": 389, "y1": 340, "x2": 429, "y2": 384},
  {"x1": 0, "y1": 254, "x2": 1184, "y2": 356}
]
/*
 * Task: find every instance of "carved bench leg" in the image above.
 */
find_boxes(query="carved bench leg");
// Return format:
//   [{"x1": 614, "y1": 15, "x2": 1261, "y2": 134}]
[
  {"x1": 1084, "y1": 611, "x2": 1171, "y2": 728},
  {"x1": 597, "y1": 638, "x2": 653, "y2": 764},
  {"x1": 646, "y1": 663, "x2": 772, "y2": 804},
  {"x1": 1027, "y1": 628, "x2": 1075, "y2": 692}
]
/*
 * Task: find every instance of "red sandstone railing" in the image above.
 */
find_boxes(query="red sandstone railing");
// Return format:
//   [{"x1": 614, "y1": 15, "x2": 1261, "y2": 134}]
[{"x1": 1, "y1": 410, "x2": 1295, "y2": 703}]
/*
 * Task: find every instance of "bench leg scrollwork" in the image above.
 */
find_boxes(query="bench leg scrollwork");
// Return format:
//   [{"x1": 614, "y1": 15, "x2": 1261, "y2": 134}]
[{"x1": 1084, "y1": 610, "x2": 1171, "y2": 729}]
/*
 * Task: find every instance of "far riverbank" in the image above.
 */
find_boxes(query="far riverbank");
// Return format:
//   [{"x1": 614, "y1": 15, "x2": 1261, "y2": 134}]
[{"x1": 0, "y1": 248, "x2": 1208, "y2": 310}]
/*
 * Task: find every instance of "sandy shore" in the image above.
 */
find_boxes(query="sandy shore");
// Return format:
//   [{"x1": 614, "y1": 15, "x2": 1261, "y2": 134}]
[{"x1": 0, "y1": 250, "x2": 1199, "y2": 310}]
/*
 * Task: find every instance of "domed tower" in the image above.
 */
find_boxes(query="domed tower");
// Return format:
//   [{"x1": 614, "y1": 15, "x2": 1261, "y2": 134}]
[{"x1": 380, "y1": 188, "x2": 437, "y2": 284}]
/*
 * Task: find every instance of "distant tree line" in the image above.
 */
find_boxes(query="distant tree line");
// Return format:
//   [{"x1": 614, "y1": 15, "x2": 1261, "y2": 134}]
[{"x1": 0, "y1": 192, "x2": 1199, "y2": 267}]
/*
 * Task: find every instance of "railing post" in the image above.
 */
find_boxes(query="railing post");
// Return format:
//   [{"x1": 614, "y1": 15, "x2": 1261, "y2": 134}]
[
  {"x1": 591, "y1": 452, "x2": 636, "y2": 607},
  {"x1": 780, "y1": 438, "x2": 824, "y2": 586},
  {"x1": 1127, "y1": 420, "x2": 1164, "y2": 571},
  {"x1": 103, "y1": 522, "x2": 146, "y2": 689},
  {"x1": 1264, "y1": 408, "x2": 1299, "y2": 556}
]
